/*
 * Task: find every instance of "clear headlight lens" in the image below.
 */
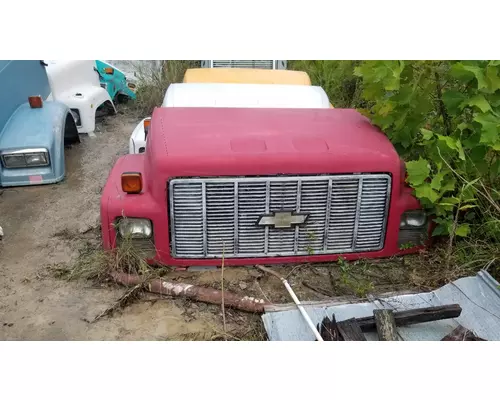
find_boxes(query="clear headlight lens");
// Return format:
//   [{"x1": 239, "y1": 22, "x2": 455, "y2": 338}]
[
  {"x1": 2, "y1": 150, "x2": 49, "y2": 168},
  {"x1": 117, "y1": 218, "x2": 152, "y2": 239},
  {"x1": 25, "y1": 152, "x2": 48, "y2": 166},
  {"x1": 400, "y1": 210, "x2": 427, "y2": 228},
  {"x1": 2, "y1": 154, "x2": 26, "y2": 168}
]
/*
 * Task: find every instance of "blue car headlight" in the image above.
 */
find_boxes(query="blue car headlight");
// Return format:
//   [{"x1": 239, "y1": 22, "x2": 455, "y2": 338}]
[{"x1": 1, "y1": 149, "x2": 50, "y2": 168}]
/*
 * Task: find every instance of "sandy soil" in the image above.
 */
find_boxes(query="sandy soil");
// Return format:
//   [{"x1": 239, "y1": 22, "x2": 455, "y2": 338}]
[{"x1": 0, "y1": 107, "x2": 412, "y2": 341}]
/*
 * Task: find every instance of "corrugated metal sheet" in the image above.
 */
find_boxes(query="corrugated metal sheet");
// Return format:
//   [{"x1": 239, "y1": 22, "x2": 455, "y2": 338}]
[{"x1": 262, "y1": 270, "x2": 500, "y2": 341}]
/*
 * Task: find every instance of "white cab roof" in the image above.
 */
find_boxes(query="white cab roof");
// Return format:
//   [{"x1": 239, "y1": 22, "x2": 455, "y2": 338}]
[{"x1": 161, "y1": 83, "x2": 331, "y2": 108}]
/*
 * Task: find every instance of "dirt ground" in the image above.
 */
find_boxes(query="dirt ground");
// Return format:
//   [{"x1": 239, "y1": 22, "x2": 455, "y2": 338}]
[{"x1": 0, "y1": 106, "x2": 418, "y2": 341}]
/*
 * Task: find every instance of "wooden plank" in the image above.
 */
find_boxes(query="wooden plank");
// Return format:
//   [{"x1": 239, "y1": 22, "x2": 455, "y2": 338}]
[
  {"x1": 441, "y1": 325, "x2": 487, "y2": 341},
  {"x1": 356, "y1": 304, "x2": 462, "y2": 332},
  {"x1": 317, "y1": 315, "x2": 342, "y2": 341},
  {"x1": 337, "y1": 318, "x2": 367, "y2": 341},
  {"x1": 374, "y1": 309, "x2": 399, "y2": 341}
]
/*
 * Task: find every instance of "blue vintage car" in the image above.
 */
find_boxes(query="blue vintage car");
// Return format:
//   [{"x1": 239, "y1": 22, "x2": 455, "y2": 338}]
[
  {"x1": 95, "y1": 60, "x2": 137, "y2": 103},
  {"x1": 0, "y1": 60, "x2": 80, "y2": 187}
]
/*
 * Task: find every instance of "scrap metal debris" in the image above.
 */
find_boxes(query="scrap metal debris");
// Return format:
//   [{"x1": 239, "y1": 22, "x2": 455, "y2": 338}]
[{"x1": 262, "y1": 270, "x2": 500, "y2": 341}]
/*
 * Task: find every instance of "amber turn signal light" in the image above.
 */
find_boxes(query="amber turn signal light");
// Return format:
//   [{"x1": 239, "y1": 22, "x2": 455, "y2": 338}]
[
  {"x1": 104, "y1": 67, "x2": 114, "y2": 74},
  {"x1": 121, "y1": 172, "x2": 142, "y2": 194},
  {"x1": 144, "y1": 118, "x2": 151, "y2": 139},
  {"x1": 28, "y1": 95, "x2": 43, "y2": 108}
]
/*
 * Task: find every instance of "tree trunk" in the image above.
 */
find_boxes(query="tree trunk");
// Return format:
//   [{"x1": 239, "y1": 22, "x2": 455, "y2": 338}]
[{"x1": 110, "y1": 272, "x2": 269, "y2": 313}]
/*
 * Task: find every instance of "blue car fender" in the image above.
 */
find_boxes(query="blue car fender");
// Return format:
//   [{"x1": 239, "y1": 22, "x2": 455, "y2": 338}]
[{"x1": 0, "y1": 101, "x2": 79, "y2": 187}]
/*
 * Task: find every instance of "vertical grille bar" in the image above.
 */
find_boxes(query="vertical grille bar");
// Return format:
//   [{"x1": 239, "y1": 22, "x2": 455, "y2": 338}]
[
  {"x1": 234, "y1": 181, "x2": 238, "y2": 254},
  {"x1": 351, "y1": 177, "x2": 364, "y2": 250},
  {"x1": 264, "y1": 180, "x2": 270, "y2": 255},
  {"x1": 201, "y1": 181, "x2": 207, "y2": 256},
  {"x1": 323, "y1": 179, "x2": 333, "y2": 251},
  {"x1": 169, "y1": 184, "x2": 177, "y2": 255},
  {"x1": 294, "y1": 180, "x2": 302, "y2": 254}
]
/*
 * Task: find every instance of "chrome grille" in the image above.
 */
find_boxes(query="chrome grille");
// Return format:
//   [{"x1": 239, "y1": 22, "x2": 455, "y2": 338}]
[
  {"x1": 169, "y1": 175, "x2": 391, "y2": 258},
  {"x1": 211, "y1": 60, "x2": 275, "y2": 69}
]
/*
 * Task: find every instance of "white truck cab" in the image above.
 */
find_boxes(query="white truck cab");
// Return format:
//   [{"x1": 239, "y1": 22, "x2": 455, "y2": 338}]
[
  {"x1": 200, "y1": 60, "x2": 287, "y2": 70},
  {"x1": 44, "y1": 60, "x2": 116, "y2": 135},
  {"x1": 129, "y1": 82, "x2": 331, "y2": 154}
]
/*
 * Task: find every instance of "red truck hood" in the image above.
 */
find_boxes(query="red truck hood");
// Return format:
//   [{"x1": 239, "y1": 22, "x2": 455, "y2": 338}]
[{"x1": 145, "y1": 107, "x2": 400, "y2": 177}]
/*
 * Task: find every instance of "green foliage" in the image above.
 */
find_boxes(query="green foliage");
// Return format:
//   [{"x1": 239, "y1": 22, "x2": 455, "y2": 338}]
[
  {"x1": 133, "y1": 60, "x2": 201, "y2": 115},
  {"x1": 288, "y1": 60, "x2": 366, "y2": 108},
  {"x1": 336, "y1": 257, "x2": 374, "y2": 297},
  {"x1": 353, "y1": 60, "x2": 500, "y2": 241}
]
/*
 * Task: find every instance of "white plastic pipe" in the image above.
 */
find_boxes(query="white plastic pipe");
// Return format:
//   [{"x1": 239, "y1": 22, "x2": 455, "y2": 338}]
[{"x1": 281, "y1": 278, "x2": 324, "y2": 341}]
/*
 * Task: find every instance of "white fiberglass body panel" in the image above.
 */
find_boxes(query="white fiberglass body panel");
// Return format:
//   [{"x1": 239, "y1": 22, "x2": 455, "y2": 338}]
[
  {"x1": 45, "y1": 60, "x2": 116, "y2": 134},
  {"x1": 129, "y1": 83, "x2": 330, "y2": 154}
]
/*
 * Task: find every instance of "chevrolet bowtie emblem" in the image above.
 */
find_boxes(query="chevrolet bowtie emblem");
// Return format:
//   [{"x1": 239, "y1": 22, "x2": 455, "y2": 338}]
[{"x1": 257, "y1": 211, "x2": 309, "y2": 229}]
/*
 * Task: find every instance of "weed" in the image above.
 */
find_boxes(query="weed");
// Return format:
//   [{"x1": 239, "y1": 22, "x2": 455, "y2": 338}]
[
  {"x1": 51, "y1": 235, "x2": 170, "y2": 283},
  {"x1": 399, "y1": 242, "x2": 415, "y2": 250},
  {"x1": 335, "y1": 257, "x2": 375, "y2": 297},
  {"x1": 130, "y1": 60, "x2": 201, "y2": 116}
]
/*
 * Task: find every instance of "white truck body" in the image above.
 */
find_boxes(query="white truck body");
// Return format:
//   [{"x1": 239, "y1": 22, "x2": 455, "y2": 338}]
[
  {"x1": 44, "y1": 60, "x2": 116, "y2": 134},
  {"x1": 129, "y1": 82, "x2": 330, "y2": 154}
]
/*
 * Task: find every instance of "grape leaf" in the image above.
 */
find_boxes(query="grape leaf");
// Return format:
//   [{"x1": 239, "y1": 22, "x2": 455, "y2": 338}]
[
  {"x1": 463, "y1": 66, "x2": 488, "y2": 90},
  {"x1": 420, "y1": 128, "x2": 434, "y2": 140},
  {"x1": 474, "y1": 112, "x2": 500, "y2": 144},
  {"x1": 432, "y1": 224, "x2": 449, "y2": 236},
  {"x1": 377, "y1": 101, "x2": 394, "y2": 117},
  {"x1": 414, "y1": 183, "x2": 440, "y2": 203},
  {"x1": 431, "y1": 170, "x2": 447, "y2": 191},
  {"x1": 436, "y1": 135, "x2": 466, "y2": 160},
  {"x1": 455, "y1": 224, "x2": 471, "y2": 237},
  {"x1": 450, "y1": 63, "x2": 487, "y2": 89},
  {"x1": 463, "y1": 94, "x2": 492, "y2": 113},
  {"x1": 440, "y1": 196, "x2": 460, "y2": 204},
  {"x1": 486, "y1": 66, "x2": 500, "y2": 93},
  {"x1": 440, "y1": 178, "x2": 456, "y2": 195},
  {"x1": 380, "y1": 61, "x2": 405, "y2": 91},
  {"x1": 486, "y1": 65, "x2": 500, "y2": 92},
  {"x1": 442, "y1": 90, "x2": 467, "y2": 113},
  {"x1": 455, "y1": 139, "x2": 466, "y2": 161},
  {"x1": 406, "y1": 158, "x2": 430, "y2": 186}
]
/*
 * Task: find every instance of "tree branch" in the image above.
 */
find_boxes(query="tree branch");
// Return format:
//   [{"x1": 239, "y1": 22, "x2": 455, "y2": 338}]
[{"x1": 435, "y1": 71, "x2": 452, "y2": 137}]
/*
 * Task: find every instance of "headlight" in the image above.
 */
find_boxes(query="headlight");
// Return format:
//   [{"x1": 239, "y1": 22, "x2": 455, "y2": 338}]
[
  {"x1": 2, "y1": 154, "x2": 26, "y2": 168},
  {"x1": 25, "y1": 152, "x2": 48, "y2": 166},
  {"x1": 400, "y1": 210, "x2": 427, "y2": 228},
  {"x1": 2, "y1": 149, "x2": 50, "y2": 168},
  {"x1": 70, "y1": 109, "x2": 81, "y2": 126},
  {"x1": 117, "y1": 218, "x2": 152, "y2": 239}
]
